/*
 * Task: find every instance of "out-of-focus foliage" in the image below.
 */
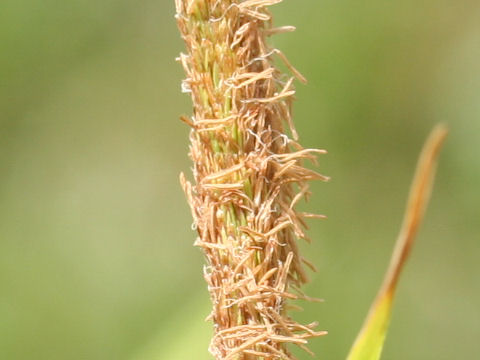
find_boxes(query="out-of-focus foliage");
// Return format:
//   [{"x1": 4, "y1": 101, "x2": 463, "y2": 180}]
[{"x1": 0, "y1": 1, "x2": 478, "y2": 359}]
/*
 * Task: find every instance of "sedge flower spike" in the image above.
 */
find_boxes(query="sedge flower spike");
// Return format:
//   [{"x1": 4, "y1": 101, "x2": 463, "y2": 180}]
[{"x1": 176, "y1": 1, "x2": 328, "y2": 358}]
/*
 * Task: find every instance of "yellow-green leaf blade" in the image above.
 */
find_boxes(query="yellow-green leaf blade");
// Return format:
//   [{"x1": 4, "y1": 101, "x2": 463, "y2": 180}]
[
  {"x1": 346, "y1": 125, "x2": 448, "y2": 360},
  {"x1": 346, "y1": 290, "x2": 393, "y2": 360}
]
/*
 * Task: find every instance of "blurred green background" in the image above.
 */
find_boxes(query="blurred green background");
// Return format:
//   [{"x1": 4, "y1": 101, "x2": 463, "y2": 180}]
[{"x1": 1, "y1": 0, "x2": 479, "y2": 359}]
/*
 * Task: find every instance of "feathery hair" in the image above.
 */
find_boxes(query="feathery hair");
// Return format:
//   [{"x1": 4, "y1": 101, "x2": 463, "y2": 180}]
[{"x1": 176, "y1": 1, "x2": 328, "y2": 358}]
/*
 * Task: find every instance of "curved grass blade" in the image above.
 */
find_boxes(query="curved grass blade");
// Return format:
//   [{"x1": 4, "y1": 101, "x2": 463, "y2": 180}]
[{"x1": 346, "y1": 125, "x2": 448, "y2": 360}]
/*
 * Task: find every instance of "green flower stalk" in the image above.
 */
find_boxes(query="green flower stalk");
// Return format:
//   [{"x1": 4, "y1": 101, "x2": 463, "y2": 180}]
[{"x1": 176, "y1": 1, "x2": 328, "y2": 358}]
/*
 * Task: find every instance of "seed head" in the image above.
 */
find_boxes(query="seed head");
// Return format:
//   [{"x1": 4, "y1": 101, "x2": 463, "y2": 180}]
[{"x1": 176, "y1": 1, "x2": 328, "y2": 358}]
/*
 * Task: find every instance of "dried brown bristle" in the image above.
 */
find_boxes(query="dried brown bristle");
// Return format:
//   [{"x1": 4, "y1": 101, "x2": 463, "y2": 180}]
[{"x1": 176, "y1": 1, "x2": 327, "y2": 358}]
